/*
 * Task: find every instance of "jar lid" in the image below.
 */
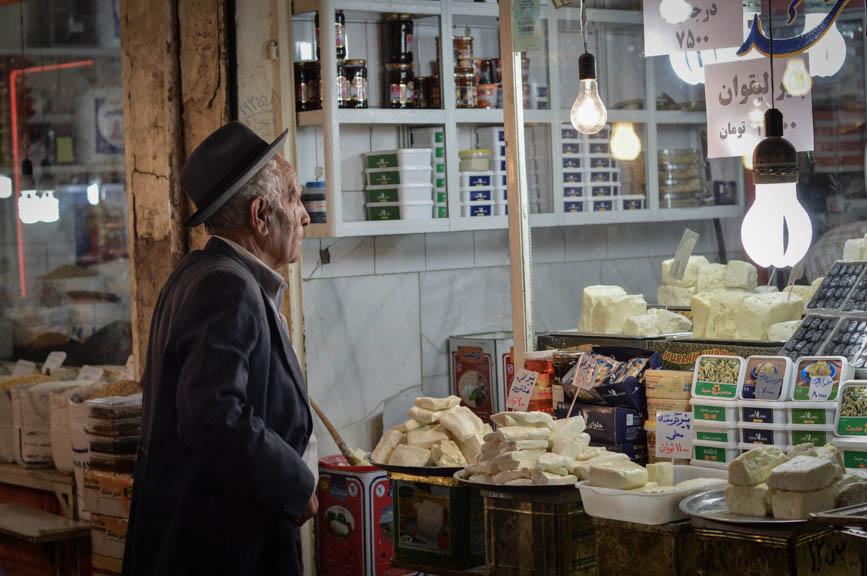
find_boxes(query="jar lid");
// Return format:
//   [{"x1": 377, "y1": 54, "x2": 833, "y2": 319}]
[
  {"x1": 453, "y1": 36, "x2": 473, "y2": 42},
  {"x1": 345, "y1": 59, "x2": 367, "y2": 66},
  {"x1": 385, "y1": 13, "x2": 413, "y2": 20},
  {"x1": 459, "y1": 149, "x2": 492, "y2": 156},
  {"x1": 385, "y1": 62, "x2": 413, "y2": 70},
  {"x1": 305, "y1": 181, "x2": 326, "y2": 188}
]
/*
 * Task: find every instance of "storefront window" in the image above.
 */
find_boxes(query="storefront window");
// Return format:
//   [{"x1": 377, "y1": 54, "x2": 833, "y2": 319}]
[{"x1": 0, "y1": 0, "x2": 130, "y2": 367}]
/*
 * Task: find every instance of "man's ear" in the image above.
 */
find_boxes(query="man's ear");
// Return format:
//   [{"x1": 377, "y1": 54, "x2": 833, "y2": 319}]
[{"x1": 249, "y1": 196, "x2": 271, "y2": 237}]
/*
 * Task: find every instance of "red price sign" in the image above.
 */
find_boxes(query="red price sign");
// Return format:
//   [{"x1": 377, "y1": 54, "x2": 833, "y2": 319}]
[{"x1": 506, "y1": 369, "x2": 538, "y2": 412}]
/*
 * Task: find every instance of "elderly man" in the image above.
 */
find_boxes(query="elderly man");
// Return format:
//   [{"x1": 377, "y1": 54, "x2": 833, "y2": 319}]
[{"x1": 122, "y1": 122, "x2": 315, "y2": 576}]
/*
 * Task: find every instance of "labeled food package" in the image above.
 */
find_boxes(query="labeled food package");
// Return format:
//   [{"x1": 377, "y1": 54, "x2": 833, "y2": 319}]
[
  {"x1": 836, "y1": 381, "x2": 867, "y2": 437},
  {"x1": 572, "y1": 403, "x2": 642, "y2": 445},
  {"x1": 83, "y1": 468, "x2": 134, "y2": 517},
  {"x1": 86, "y1": 393, "x2": 143, "y2": 420},
  {"x1": 11, "y1": 381, "x2": 81, "y2": 468},
  {"x1": 791, "y1": 357, "x2": 852, "y2": 402},
  {"x1": 740, "y1": 356, "x2": 793, "y2": 401},
  {"x1": 644, "y1": 370, "x2": 692, "y2": 399},
  {"x1": 645, "y1": 398, "x2": 691, "y2": 430},
  {"x1": 692, "y1": 355, "x2": 746, "y2": 399}
]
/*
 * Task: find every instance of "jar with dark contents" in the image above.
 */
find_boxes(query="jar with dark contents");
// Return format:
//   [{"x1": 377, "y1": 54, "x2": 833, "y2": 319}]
[
  {"x1": 345, "y1": 59, "x2": 368, "y2": 108},
  {"x1": 294, "y1": 61, "x2": 321, "y2": 112},
  {"x1": 414, "y1": 76, "x2": 430, "y2": 108},
  {"x1": 384, "y1": 14, "x2": 413, "y2": 64},
  {"x1": 454, "y1": 67, "x2": 476, "y2": 109},
  {"x1": 336, "y1": 59, "x2": 349, "y2": 108},
  {"x1": 430, "y1": 75, "x2": 441, "y2": 109},
  {"x1": 385, "y1": 63, "x2": 414, "y2": 109},
  {"x1": 453, "y1": 36, "x2": 473, "y2": 68},
  {"x1": 315, "y1": 10, "x2": 346, "y2": 60}
]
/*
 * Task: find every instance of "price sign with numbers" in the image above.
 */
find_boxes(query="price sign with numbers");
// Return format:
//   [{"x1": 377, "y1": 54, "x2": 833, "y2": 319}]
[
  {"x1": 808, "y1": 376, "x2": 834, "y2": 401},
  {"x1": 655, "y1": 411, "x2": 693, "y2": 460},
  {"x1": 12, "y1": 360, "x2": 36, "y2": 377},
  {"x1": 41, "y1": 351, "x2": 67, "y2": 375},
  {"x1": 507, "y1": 369, "x2": 538, "y2": 412},
  {"x1": 643, "y1": 0, "x2": 743, "y2": 57},
  {"x1": 77, "y1": 365, "x2": 104, "y2": 383}
]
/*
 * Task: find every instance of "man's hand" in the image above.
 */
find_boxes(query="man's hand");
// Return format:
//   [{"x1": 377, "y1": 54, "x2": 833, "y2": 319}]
[{"x1": 295, "y1": 492, "x2": 318, "y2": 526}]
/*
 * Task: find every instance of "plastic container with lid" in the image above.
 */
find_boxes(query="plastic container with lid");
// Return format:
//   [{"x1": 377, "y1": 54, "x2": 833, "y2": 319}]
[
  {"x1": 690, "y1": 398, "x2": 738, "y2": 424},
  {"x1": 459, "y1": 171, "x2": 494, "y2": 188},
  {"x1": 492, "y1": 187, "x2": 507, "y2": 203},
  {"x1": 563, "y1": 185, "x2": 585, "y2": 198},
  {"x1": 301, "y1": 181, "x2": 326, "y2": 224},
  {"x1": 564, "y1": 199, "x2": 585, "y2": 213},
  {"x1": 366, "y1": 200, "x2": 433, "y2": 221},
  {"x1": 460, "y1": 187, "x2": 493, "y2": 203},
  {"x1": 737, "y1": 400, "x2": 788, "y2": 425},
  {"x1": 459, "y1": 149, "x2": 491, "y2": 172},
  {"x1": 434, "y1": 203, "x2": 448, "y2": 218},
  {"x1": 590, "y1": 184, "x2": 620, "y2": 198},
  {"x1": 588, "y1": 168, "x2": 620, "y2": 183},
  {"x1": 790, "y1": 356, "x2": 852, "y2": 401},
  {"x1": 563, "y1": 169, "x2": 583, "y2": 184},
  {"x1": 692, "y1": 355, "x2": 746, "y2": 399},
  {"x1": 589, "y1": 156, "x2": 617, "y2": 169},
  {"x1": 493, "y1": 201, "x2": 508, "y2": 216},
  {"x1": 787, "y1": 401, "x2": 838, "y2": 426},
  {"x1": 832, "y1": 437, "x2": 867, "y2": 469},
  {"x1": 738, "y1": 422, "x2": 788, "y2": 447},
  {"x1": 835, "y1": 380, "x2": 867, "y2": 437},
  {"x1": 461, "y1": 201, "x2": 493, "y2": 217},
  {"x1": 692, "y1": 439, "x2": 739, "y2": 468},
  {"x1": 618, "y1": 196, "x2": 645, "y2": 211},
  {"x1": 740, "y1": 356, "x2": 793, "y2": 401},
  {"x1": 562, "y1": 156, "x2": 582, "y2": 169},
  {"x1": 591, "y1": 199, "x2": 615, "y2": 212},
  {"x1": 365, "y1": 149, "x2": 431, "y2": 170},
  {"x1": 366, "y1": 183, "x2": 432, "y2": 204},
  {"x1": 365, "y1": 166, "x2": 431, "y2": 187},
  {"x1": 786, "y1": 423, "x2": 835, "y2": 447},
  {"x1": 562, "y1": 142, "x2": 582, "y2": 155},
  {"x1": 694, "y1": 420, "x2": 738, "y2": 444},
  {"x1": 561, "y1": 125, "x2": 580, "y2": 141}
]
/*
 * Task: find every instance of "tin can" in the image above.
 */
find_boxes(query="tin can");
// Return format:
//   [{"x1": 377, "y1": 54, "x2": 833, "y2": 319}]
[
  {"x1": 455, "y1": 67, "x2": 476, "y2": 108},
  {"x1": 294, "y1": 61, "x2": 321, "y2": 111},
  {"x1": 385, "y1": 62, "x2": 414, "y2": 109},
  {"x1": 384, "y1": 14, "x2": 413, "y2": 64},
  {"x1": 453, "y1": 36, "x2": 473, "y2": 68},
  {"x1": 345, "y1": 59, "x2": 368, "y2": 108}
]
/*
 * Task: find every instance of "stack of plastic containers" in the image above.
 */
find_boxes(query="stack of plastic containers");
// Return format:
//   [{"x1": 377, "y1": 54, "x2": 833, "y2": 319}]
[
  {"x1": 364, "y1": 149, "x2": 433, "y2": 221},
  {"x1": 690, "y1": 355, "x2": 745, "y2": 468},
  {"x1": 459, "y1": 162, "x2": 498, "y2": 217},
  {"x1": 834, "y1": 380, "x2": 867, "y2": 468},
  {"x1": 785, "y1": 356, "x2": 850, "y2": 449},
  {"x1": 737, "y1": 356, "x2": 792, "y2": 452},
  {"x1": 410, "y1": 128, "x2": 447, "y2": 218},
  {"x1": 477, "y1": 127, "x2": 508, "y2": 216}
]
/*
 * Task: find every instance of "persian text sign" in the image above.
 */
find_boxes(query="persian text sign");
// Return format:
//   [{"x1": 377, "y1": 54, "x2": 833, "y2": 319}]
[
  {"x1": 705, "y1": 57, "x2": 814, "y2": 158},
  {"x1": 655, "y1": 411, "x2": 693, "y2": 459},
  {"x1": 643, "y1": 0, "x2": 743, "y2": 57},
  {"x1": 507, "y1": 369, "x2": 538, "y2": 412}
]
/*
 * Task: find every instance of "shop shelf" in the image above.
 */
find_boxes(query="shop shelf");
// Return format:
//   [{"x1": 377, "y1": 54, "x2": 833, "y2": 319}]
[{"x1": 294, "y1": 0, "x2": 441, "y2": 15}]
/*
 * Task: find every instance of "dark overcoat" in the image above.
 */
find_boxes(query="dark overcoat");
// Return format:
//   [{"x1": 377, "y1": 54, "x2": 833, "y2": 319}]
[{"x1": 122, "y1": 237, "x2": 314, "y2": 576}]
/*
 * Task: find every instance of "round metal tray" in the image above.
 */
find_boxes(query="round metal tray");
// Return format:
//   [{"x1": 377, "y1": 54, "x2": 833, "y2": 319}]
[
  {"x1": 369, "y1": 459, "x2": 463, "y2": 477},
  {"x1": 679, "y1": 488, "x2": 806, "y2": 525},
  {"x1": 452, "y1": 470, "x2": 578, "y2": 494}
]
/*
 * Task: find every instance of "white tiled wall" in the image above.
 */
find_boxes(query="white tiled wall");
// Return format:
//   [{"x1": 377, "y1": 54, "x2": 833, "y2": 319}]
[{"x1": 305, "y1": 219, "x2": 744, "y2": 456}]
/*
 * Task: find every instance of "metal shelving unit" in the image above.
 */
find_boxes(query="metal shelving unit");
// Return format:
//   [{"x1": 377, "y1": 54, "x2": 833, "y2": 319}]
[{"x1": 288, "y1": 0, "x2": 745, "y2": 238}]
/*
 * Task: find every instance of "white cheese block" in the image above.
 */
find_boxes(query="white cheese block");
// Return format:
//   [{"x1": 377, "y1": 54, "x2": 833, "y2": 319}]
[
  {"x1": 408, "y1": 405, "x2": 448, "y2": 424},
  {"x1": 406, "y1": 426, "x2": 450, "y2": 449},
  {"x1": 657, "y1": 285, "x2": 696, "y2": 307},
  {"x1": 494, "y1": 449, "x2": 547, "y2": 468},
  {"x1": 648, "y1": 308, "x2": 692, "y2": 334},
  {"x1": 493, "y1": 469, "x2": 532, "y2": 484},
  {"x1": 459, "y1": 434, "x2": 485, "y2": 464},
  {"x1": 396, "y1": 419, "x2": 426, "y2": 433},
  {"x1": 728, "y1": 446, "x2": 789, "y2": 486},
  {"x1": 706, "y1": 291, "x2": 752, "y2": 339},
  {"x1": 505, "y1": 478, "x2": 536, "y2": 486},
  {"x1": 766, "y1": 456, "x2": 838, "y2": 491},
  {"x1": 465, "y1": 462, "x2": 489, "y2": 475},
  {"x1": 662, "y1": 255, "x2": 710, "y2": 287},
  {"x1": 724, "y1": 260, "x2": 758, "y2": 290},
  {"x1": 789, "y1": 284, "x2": 818, "y2": 304},
  {"x1": 552, "y1": 436, "x2": 587, "y2": 460},
  {"x1": 844, "y1": 238, "x2": 864, "y2": 261},
  {"x1": 498, "y1": 426, "x2": 552, "y2": 443},
  {"x1": 588, "y1": 459, "x2": 649, "y2": 490},
  {"x1": 573, "y1": 453, "x2": 628, "y2": 480},
  {"x1": 439, "y1": 406, "x2": 483, "y2": 441},
  {"x1": 575, "y1": 446, "x2": 611, "y2": 461},
  {"x1": 372, "y1": 429, "x2": 405, "y2": 464},
  {"x1": 469, "y1": 473, "x2": 492, "y2": 484},
  {"x1": 415, "y1": 395, "x2": 462, "y2": 411},
  {"x1": 697, "y1": 263, "x2": 727, "y2": 293},
  {"x1": 579, "y1": 286, "x2": 627, "y2": 333},
  {"x1": 532, "y1": 470, "x2": 579, "y2": 486},
  {"x1": 736, "y1": 292, "x2": 805, "y2": 341},
  {"x1": 837, "y1": 482, "x2": 867, "y2": 507},
  {"x1": 691, "y1": 292, "x2": 713, "y2": 339},
  {"x1": 646, "y1": 462, "x2": 674, "y2": 487},
  {"x1": 768, "y1": 320, "x2": 802, "y2": 342},
  {"x1": 817, "y1": 444, "x2": 845, "y2": 478},
  {"x1": 788, "y1": 443, "x2": 818, "y2": 458},
  {"x1": 623, "y1": 314, "x2": 660, "y2": 337},
  {"x1": 388, "y1": 444, "x2": 432, "y2": 467},
  {"x1": 503, "y1": 440, "x2": 550, "y2": 452},
  {"x1": 726, "y1": 483, "x2": 772, "y2": 517},
  {"x1": 431, "y1": 440, "x2": 467, "y2": 467},
  {"x1": 771, "y1": 486, "x2": 836, "y2": 520},
  {"x1": 416, "y1": 500, "x2": 444, "y2": 537},
  {"x1": 595, "y1": 294, "x2": 648, "y2": 335},
  {"x1": 675, "y1": 478, "x2": 724, "y2": 491},
  {"x1": 491, "y1": 411, "x2": 555, "y2": 429},
  {"x1": 833, "y1": 472, "x2": 866, "y2": 497},
  {"x1": 551, "y1": 416, "x2": 587, "y2": 441},
  {"x1": 536, "y1": 453, "x2": 578, "y2": 474}
]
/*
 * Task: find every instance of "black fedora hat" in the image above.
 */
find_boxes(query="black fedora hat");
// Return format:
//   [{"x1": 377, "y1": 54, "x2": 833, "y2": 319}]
[{"x1": 181, "y1": 121, "x2": 289, "y2": 227}]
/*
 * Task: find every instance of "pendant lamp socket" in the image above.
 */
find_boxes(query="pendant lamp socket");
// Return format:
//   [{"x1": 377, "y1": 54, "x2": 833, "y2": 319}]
[
  {"x1": 752, "y1": 108, "x2": 798, "y2": 185},
  {"x1": 578, "y1": 52, "x2": 597, "y2": 80}
]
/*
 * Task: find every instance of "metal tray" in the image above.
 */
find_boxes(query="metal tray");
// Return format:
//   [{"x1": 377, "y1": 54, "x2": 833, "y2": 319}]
[
  {"x1": 369, "y1": 459, "x2": 463, "y2": 477},
  {"x1": 679, "y1": 488, "x2": 806, "y2": 526},
  {"x1": 808, "y1": 503, "x2": 867, "y2": 528},
  {"x1": 452, "y1": 470, "x2": 577, "y2": 493}
]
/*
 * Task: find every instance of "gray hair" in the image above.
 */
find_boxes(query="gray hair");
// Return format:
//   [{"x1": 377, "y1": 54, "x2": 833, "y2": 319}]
[{"x1": 203, "y1": 156, "x2": 290, "y2": 233}]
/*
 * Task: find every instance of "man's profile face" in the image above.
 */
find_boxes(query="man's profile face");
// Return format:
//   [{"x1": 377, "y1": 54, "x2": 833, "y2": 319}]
[{"x1": 269, "y1": 157, "x2": 309, "y2": 267}]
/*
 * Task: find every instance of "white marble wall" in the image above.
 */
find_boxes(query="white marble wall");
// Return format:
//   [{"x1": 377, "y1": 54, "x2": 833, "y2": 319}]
[{"x1": 304, "y1": 219, "x2": 744, "y2": 456}]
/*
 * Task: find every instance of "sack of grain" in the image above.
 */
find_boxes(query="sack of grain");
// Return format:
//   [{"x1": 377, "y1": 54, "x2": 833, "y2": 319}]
[
  {"x1": 50, "y1": 383, "x2": 101, "y2": 473},
  {"x1": 12, "y1": 381, "x2": 81, "y2": 468},
  {"x1": 0, "y1": 374, "x2": 56, "y2": 463},
  {"x1": 70, "y1": 384, "x2": 104, "y2": 520}
]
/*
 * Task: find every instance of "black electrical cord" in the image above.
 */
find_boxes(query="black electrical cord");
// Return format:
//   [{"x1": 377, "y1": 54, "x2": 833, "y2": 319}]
[{"x1": 769, "y1": 0, "x2": 775, "y2": 109}]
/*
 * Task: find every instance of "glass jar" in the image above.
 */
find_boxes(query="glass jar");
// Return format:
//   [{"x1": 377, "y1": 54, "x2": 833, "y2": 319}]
[
  {"x1": 414, "y1": 76, "x2": 430, "y2": 109},
  {"x1": 459, "y1": 149, "x2": 491, "y2": 172},
  {"x1": 336, "y1": 59, "x2": 349, "y2": 108},
  {"x1": 294, "y1": 61, "x2": 321, "y2": 112},
  {"x1": 345, "y1": 59, "x2": 368, "y2": 108},
  {"x1": 384, "y1": 14, "x2": 413, "y2": 64},
  {"x1": 430, "y1": 75, "x2": 441, "y2": 109},
  {"x1": 453, "y1": 36, "x2": 473, "y2": 68},
  {"x1": 524, "y1": 351, "x2": 555, "y2": 414},
  {"x1": 315, "y1": 10, "x2": 346, "y2": 60},
  {"x1": 454, "y1": 67, "x2": 476, "y2": 109},
  {"x1": 385, "y1": 63, "x2": 414, "y2": 109},
  {"x1": 477, "y1": 84, "x2": 497, "y2": 109}
]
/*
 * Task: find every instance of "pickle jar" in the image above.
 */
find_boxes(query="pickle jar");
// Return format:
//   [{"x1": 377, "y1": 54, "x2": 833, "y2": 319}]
[
  {"x1": 345, "y1": 59, "x2": 368, "y2": 108},
  {"x1": 453, "y1": 36, "x2": 474, "y2": 68},
  {"x1": 294, "y1": 61, "x2": 321, "y2": 112},
  {"x1": 385, "y1": 63, "x2": 414, "y2": 109},
  {"x1": 384, "y1": 14, "x2": 414, "y2": 64},
  {"x1": 454, "y1": 67, "x2": 476, "y2": 109}
]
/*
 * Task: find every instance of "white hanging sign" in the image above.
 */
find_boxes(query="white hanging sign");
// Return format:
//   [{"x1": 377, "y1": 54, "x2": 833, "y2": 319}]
[
  {"x1": 705, "y1": 57, "x2": 814, "y2": 159},
  {"x1": 643, "y1": 0, "x2": 744, "y2": 57},
  {"x1": 655, "y1": 411, "x2": 693, "y2": 460}
]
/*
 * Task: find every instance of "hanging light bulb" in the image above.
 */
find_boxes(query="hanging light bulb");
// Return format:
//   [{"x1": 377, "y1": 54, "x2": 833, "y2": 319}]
[
  {"x1": 782, "y1": 57, "x2": 812, "y2": 96},
  {"x1": 570, "y1": 52, "x2": 607, "y2": 135},
  {"x1": 659, "y1": 0, "x2": 693, "y2": 24},
  {"x1": 804, "y1": 14, "x2": 846, "y2": 78},
  {"x1": 0, "y1": 174, "x2": 11, "y2": 199},
  {"x1": 610, "y1": 122, "x2": 641, "y2": 161},
  {"x1": 39, "y1": 190, "x2": 59, "y2": 223},
  {"x1": 18, "y1": 189, "x2": 40, "y2": 224},
  {"x1": 87, "y1": 181, "x2": 100, "y2": 206},
  {"x1": 741, "y1": 109, "x2": 812, "y2": 268}
]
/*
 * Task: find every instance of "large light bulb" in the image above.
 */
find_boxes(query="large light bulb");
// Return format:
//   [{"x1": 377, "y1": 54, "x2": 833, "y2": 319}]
[
  {"x1": 39, "y1": 190, "x2": 59, "y2": 223},
  {"x1": 659, "y1": 0, "x2": 693, "y2": 24},
  {"x1": 741, "y1": 183, "x2": 812, "y2": 268},
  {"x1": 571, "y1": 79, "x2": 607, "y2": 135},
  {"x1": 87, "y1": 181, "x2": 100, "y2": 206},
  {"x1": 0, "y1": 174, "x2": 11, "y2": 199},
  {"x1": 610, "y1": 122, "x2": 641, "y2": 161},
  {"x1": 805, "y1": 14, "x2": 846, "y2": 78},
  {"x1": 783, "y1": 58, "x2": 812, "y2": 97},
  {"x1": 18, "y1": 189, "x2": 40, "y2": 224}
]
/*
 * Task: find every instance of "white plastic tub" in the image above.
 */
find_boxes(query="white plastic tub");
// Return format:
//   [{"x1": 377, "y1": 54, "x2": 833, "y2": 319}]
[
  {"x1": 790, "y1": 356, "x2": 853, "y2": 402},
  {"x1": 461, "y1": 201, "x2": 493, "y2": 217},
  {"x1": 692, "y1": 355, "x2": 746, "y2": 400},
  {"x1": 562, "y1": 141, "x2": 582, "y2": 155},
  {"x1": 588, "y1": 168, "x2": 620, "y2": 182},
  {"x1": 562, "y1": 156, "x2": 583, "y2": 169},
  {"x1": 364, "y1": 149, "x2": 431, "y2": 170},
  {"x1": 411, "y1": 127, "x2": 444, "y2": 149},
  {"x1": 692, "y1": 440, "x2": 740, "y2": 467},
  {"x1": 366, "y1": 200, "x2": 434, "y2": 221},
  {"x1": 460, "y1": 187, "x2": 493, "y2": 203},
  {"x1": 694, "y1": 420, "x2": 739, "y2": 444},
  {"x1": 787, "y1": 401, "x2": 838, "y2": 426},
  {"x1": 589, "y1": 183, "x2": 621, "y2": 197},
  {"x1": 492, "y1": 187, "x2": 507, "y2": 203},
  {"x1": 591, "y1": 199, "x2": 615, "y2": 212},
  {"x1": 740, "y1": 356, "x2": 794, "y2": 401},
  {"x1": 618, "y1": 195, "x2": 645, "y2": 210},
  {"x1": 476, "y1": 126, "x2": 505, "y2": 146},
  {"x1": 739, "y1": 422, "x2": 788, "y2": 447},
  {"x1": 576, "y1": 465, "x2": 727, "y2": 525},
  {"x1": 563, "y1": 168, "x2": 583, "y2": 184},
  {"x1": 366, "y1": 166, "x2": 432, "y2": 187},
  {"x1": 832, "y1": 437, "x2": 867, "y2": 469},
  {"x1": 459, "y1": 171, "x2": 494, "y2": 188},
  {"x1": 738, "y1": 400, "x2": 788, "y2": 425},
  {"x1": 691, "y1": 398, "x2": 738, "y2": 424},
  {"x1": 494, "y1": 172, "x2": 507, "y2": 187},
  {"x1": 836, "y1": 380, "x2": 867, "y2": 438},
  {"x1": 563, "y1": 199, "x2": 586, "y2": 213},
  {"x1": 493, "y1": 201, "x2": 508, "y2": 216},
  {"x1": 786, "y1": 423, "x2": 835, "y2": 447},
  {"x1": 563, "y1": 184, "x2": 585, "y2": 198},
  {"x1": 365, "y1": 183, "x2": 432, "y2": 204}
]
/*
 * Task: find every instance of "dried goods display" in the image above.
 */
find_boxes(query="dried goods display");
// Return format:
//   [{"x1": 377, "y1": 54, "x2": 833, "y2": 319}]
[
  {"x1": 821, "y1": 319, "x2": 867, "y2": 367},
  {"x1": 779, "y1": 315, "x2": 840, "y2": 360},
  {"x1": 843, "y1": 271, "x2": 867, "y2": 312},
  {"x1": 840, "y1": 384, "x2": 867, "y2": 418},
  {"x1": 807, "y1": 262, "x2": 864, "y2": 311},
  {"x1": 693, "y1": 356, "x2": 745, "y2": 399}
]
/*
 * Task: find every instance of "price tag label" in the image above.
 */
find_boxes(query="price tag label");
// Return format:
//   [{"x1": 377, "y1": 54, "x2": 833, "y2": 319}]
[
  {"x1": 643, "y1": 0, "x2": 744, "y2": 57},
  {"x1": 507, "y1": 369, "x2": 538, "y2": 412},
  {"x1": 808, "y1": 376, "x2": 834, "y2": 401},
  {"x1": 512, "y1": 0, "x2": 541, "y2": 52},
  {"x1": 669, "y1": 229, "x2": 700, "y2": 280},
  {"x1": 41, "y1": 351, "x2": 67, "y2": 375},
  {"x1": 123, "y1": 355, "x2": 135, "y2": 379},
  {"x1": 755, "y1": 372, "x2": 784, "y2": 400},
  {"x1": 77, "y1": 365, "x2": 104, "y2": 383},
  {"x1": 655, "y1": 411, "x2": 693, "y2": 460},
  {"x1": 11, "y1": 360, "x2": 36, "y2": 377},
  {"x1": 786, "y1": 260, "x2": 806, "y2": 301},
  {"x1": 572, "y1": 354, "x2": 597, "y2": 391}
]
